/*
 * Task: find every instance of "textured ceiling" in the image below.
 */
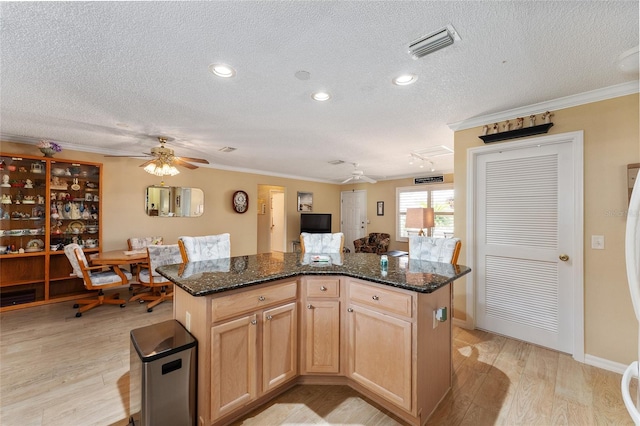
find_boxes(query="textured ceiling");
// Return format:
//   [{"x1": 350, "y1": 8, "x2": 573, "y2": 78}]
[{"x1": 1, "y1": 1, "x2": 638, "y2": 183}]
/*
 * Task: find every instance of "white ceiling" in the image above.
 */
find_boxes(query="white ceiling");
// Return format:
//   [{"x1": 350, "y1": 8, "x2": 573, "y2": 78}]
[{"x1": 1, "y1": 1, "x2": 638, "y2": 183}]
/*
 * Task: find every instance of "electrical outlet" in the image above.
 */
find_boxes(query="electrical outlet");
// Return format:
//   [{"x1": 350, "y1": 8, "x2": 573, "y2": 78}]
[
  {"x1": 591, "y1": 235, "x2": 605, "y2": 250},
  {"x1": 185, "y1": 311, "x2": 191, "y2": 331}
]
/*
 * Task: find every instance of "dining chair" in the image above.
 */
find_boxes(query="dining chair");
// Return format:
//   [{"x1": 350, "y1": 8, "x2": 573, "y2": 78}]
[
  {"x1": 178, "y1": 233, "x2": 231, "y2": 262},
  {"x1": 300, "y1": 232, "x2": 344, "y2": 254},
  {"x1": 130, "y1": 244, "x2": 183, "y2": 312},
  {"x1": 126, "y1": 236, "x2": 163, "y2": 292},
  {"x1": 408, "y1": 236, "x2": 461, "y2": 264},
  {"x1": 63, "y1": 243, "x2": 132, "y2": 317}
]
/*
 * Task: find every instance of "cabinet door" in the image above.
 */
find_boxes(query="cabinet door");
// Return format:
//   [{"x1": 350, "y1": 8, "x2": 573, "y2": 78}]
[
  {"x1": 262, "y1": 302, "x2": 297, "y2": 392},
  {"x1": 211, "y1": 313, "x2": 258, "y2": 420},
  {"x1": 303, "y1": 300, "x2": 340, "y2": 374},
  {"x1": 347, "y1": 304, "x2": 413, "y2": 412}
]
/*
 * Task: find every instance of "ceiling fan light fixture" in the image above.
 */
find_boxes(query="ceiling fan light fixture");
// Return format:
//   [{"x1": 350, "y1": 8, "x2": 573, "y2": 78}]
[
  {"x1": 209, "y1": 63, "x2": 236, "y2": 78},
  {"x1": 144, "y1": 160, "x2": 180, "y2": 177}
]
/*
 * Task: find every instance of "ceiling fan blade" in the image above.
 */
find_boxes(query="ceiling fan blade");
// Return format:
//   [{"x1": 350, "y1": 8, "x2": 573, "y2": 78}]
[
  {"x1": 360, "y1": 175, "x2": 377, "y2": 184},
  {"x1": 177, "y1": 156, "x2": 209, "y2": 164},
  {"x1": 341, "y1": 176, "x2": 354, "y2": 184},
  {"x1": 139, "y1": 159, "x2": 156, "y2": 168},
  {"x1": 173, "y1": 158, "x2": 198, "y2": 170}
]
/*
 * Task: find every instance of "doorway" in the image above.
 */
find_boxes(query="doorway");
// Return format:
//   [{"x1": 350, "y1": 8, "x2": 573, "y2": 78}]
[
  {"x1": 467, "y1": 131, "x2": 584, "y2": 360},
  {"x1": 270, "y1": 190, "x2": 286, "y2": 252},
  {"x1": 341, "y1": 190, "x2": 367, "y2": 253}
]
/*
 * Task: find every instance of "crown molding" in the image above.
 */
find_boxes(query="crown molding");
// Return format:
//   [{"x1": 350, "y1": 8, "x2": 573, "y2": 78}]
[{"x1": 447, "y1": 81, "x2": 640, "y2": 131}]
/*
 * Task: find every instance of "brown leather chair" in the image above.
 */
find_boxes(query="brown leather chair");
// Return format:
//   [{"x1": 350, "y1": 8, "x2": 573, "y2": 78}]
[{"x1": 353, "y1": 233, "x2": 390, "y2": 255}]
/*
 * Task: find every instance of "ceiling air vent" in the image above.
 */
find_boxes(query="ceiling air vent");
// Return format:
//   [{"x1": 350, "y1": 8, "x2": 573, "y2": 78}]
[
  {"x1": 218, "y1": 147, "x2": 236, "y2": 153},
  {"x1": 408, "y1": 24, "x2": 460, "y2": 59}
]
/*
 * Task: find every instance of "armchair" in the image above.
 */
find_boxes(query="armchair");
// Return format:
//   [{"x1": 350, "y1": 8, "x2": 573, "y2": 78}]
[
  {"x1": 353, "y1": 233, "x2": 390, "y2": 255},
  {"x1": 64, "y1": 243, "x2": 132, "y2": 317}
]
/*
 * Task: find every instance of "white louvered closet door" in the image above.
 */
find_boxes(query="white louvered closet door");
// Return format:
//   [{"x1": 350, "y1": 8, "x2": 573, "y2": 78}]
[{"x1": 476, "y1": 142, "x2": 574, "y2": 353}]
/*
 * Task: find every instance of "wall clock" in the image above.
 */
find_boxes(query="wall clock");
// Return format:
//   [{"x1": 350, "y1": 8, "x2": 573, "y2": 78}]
[{"x1": 232, "y1": 190, "x2": 249, "y2": 214}]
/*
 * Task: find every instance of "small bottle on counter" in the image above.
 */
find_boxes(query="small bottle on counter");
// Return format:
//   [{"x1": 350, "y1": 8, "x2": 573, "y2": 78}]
[{"x1": 380, "y1": 254, "x2": 388, "y2": 272}]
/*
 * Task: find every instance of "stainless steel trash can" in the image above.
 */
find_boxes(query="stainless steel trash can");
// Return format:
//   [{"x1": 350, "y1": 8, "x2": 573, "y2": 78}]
[{"x1": 130, "y1": 319, "x2": 197, "y2": 426}]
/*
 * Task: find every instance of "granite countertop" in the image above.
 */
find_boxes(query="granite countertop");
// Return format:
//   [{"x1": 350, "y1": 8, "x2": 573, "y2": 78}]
[{"x1": 156, "y1": 252, "x2": 471, "y2": 297}]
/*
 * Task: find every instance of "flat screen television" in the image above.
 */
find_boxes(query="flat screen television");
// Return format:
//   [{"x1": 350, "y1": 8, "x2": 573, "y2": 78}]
[{"x1": 300, "y1": 213, "x2": 332, "y2": 234}]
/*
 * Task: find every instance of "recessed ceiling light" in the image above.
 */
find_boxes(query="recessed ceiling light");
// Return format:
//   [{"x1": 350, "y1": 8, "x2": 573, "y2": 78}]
[
  {"x1": 311, "y1": 91, "x2": 331, "y2": 101},
  {"x1": 209, "y1": 63, "x2": 236, "y2": 78},
  {"x1": 393, "y1": 74, "x2": 418, "y2": 86}
]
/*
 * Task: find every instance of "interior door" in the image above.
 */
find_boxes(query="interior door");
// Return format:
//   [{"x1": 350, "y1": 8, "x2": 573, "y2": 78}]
[
  {"x1": 474, "y1": 138, "x2": 579, "y2": 354},
  {"x1": 270, "y1": 191, "x2": 286, "y2": 252},
  {"x1": 341, "y1": 190, "x2": 367, "y2": 252}
]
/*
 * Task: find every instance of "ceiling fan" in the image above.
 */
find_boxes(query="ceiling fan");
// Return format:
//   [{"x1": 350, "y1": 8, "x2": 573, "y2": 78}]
[
  {"x1": 106, "y1": 136, "x2": 209, "y2": 175},
  {"x1": 341, "y1": 163, "x2": 377, "y2": 184}
]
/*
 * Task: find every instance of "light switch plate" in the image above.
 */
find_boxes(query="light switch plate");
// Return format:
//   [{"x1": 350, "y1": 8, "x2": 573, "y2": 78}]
[{"x1": 591, "y1": 235, "x2": 605, "y2": 250}]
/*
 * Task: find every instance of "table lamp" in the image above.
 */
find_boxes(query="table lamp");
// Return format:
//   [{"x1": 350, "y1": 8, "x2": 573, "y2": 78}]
[{"x1": 406, "y1": 207, "x2": 434, "y2": 236}]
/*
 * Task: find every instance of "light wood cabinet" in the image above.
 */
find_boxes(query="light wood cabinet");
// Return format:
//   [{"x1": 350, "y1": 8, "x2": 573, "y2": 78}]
[
  {"x1": 347, "y1": 280, "x2": 414, "y2": 412},
  {"x1": 301, "y1": 277, "x2": 341, "y2": 374},
  {"x1": 173, "y1": 276, "x2": 453, "y2": 426},
  {"x1": 0, "y1": 153, "x2": 102, "y2": 310},
  {"x1": 262, "y1": 302, "x2": 297, "y2": 391},
  {"x1": 208, "y1": 280, "x2": 298, "y2": 423},
  {"x1": 211, "y1": 314, "x2": 257, "y2": 418}
]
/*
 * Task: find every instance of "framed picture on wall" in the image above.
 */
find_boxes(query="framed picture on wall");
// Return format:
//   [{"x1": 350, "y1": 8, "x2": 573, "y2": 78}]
[
  {"x1": 377, "y1": 201, "x2": 384, "y2": 216},
  {"x1": 297, "y1": 192, "x2": 313, "y2": 212}
]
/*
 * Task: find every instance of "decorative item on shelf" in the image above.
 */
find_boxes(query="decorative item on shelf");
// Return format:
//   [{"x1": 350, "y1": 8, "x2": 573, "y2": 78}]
[
  {"x1": 1, "y1": 175, "x2": 9, "y2": 187},
  {"x1": 502, "y1": 120, "x2": 512, "y2": 132},
  {"x1": 1, "y1": 194, "x2": 12, "y2": 204},
  {"x1": 541, "y1": 110, "x2": 554, "y2": 124},
  {"x1": 529, "y1": 114, "x2": 536, "y2": 127},
  {"x1": 36, "y1": 140, "x2": 62, "y2": 157},
  {"x1": 514, "y1": 117, "x2": 524, "y2": 129},
  {"x1": 30, "y1": 163, "x2": 44, "y2": 174},
  {"x1": 491, "y1": 123, "x2": 499, "y2": 134},
  {"x1": 24, "y1": 179, "x2": 33, "y2": 189},
  {"x1": 481, "y1": 125, "x2": 489, "y2": 135}
]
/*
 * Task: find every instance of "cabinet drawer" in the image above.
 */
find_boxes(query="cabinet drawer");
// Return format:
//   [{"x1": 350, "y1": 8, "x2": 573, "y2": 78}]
[
  {"x1": 212, "y1": 280, "x2": 297, "y2": 322},
  {"x1": 348, "y1": 281, "x2": 413, "y2": 318},
  {"x1": 305, "y1": 278, "x2": 340, "y2": 298}
]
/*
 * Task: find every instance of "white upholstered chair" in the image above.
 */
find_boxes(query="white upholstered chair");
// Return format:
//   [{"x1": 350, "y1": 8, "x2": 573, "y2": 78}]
[
  {"x1": 300, "y1": 232, "x2": 344, "y2": 254},
  {"x1": 408, "y1": 236, "x2": 461, "y2": 264},
  {"x1": 178, "y1": 233, "x2": 231, "y2": 262},
  {"x1": 64, "y1": 243, "x2": 132, "y2": 317},
  {"x1": 127, "y1": 236, "x2": 164, "y2": 250},
  {"x1": 130, "y1": 244, "x2": 183, "y2": 312}
]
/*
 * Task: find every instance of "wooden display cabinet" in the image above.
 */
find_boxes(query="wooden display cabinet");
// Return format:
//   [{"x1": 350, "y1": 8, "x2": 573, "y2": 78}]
[{"x1": 0, "y1": 152, "x2": 102, "y2": 311}]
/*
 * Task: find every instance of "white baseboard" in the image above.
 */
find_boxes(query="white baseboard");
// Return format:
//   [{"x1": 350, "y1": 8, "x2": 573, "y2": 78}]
[
  {"x1": 453, "y1": 317, "x2": 472, "y2": 329},
  {"x1": 584, "y1": 354, "x2": 628, "y2": 375}
]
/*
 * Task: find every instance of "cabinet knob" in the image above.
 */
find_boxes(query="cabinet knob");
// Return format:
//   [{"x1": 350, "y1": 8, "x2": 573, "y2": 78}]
[
  {"x1": 307, "y1": 304, "x2": 313, "y2": 309},
  {"x1": 559, "y1": 254, "x2": 569, "y2": 262},
  {"x1": 320, "y1": 286, "x2": 327, "y2": 292},
  {"x1": 347, "y1": 308, "x2": 353, "y2": 312},
  {"x1": 266, "y1": 315, "x2": 273, "y2": 320},
  {"x1": 258, "y1": 295, "x2": 266, "y2": 301},
  {"x1": 251, "y1": 319, "x2": 257, "y2": 325},
  {"x1": 372, "y1": 295, "x2": 379, "y2": 301}
]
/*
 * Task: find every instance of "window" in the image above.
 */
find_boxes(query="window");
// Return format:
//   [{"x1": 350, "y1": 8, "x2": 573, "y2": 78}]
[{"x1": 396, "y1": 184, "x2": 454, "y2": 241}]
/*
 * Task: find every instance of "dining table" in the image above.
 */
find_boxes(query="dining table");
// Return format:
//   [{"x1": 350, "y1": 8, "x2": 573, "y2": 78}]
[{"x1": 90, "y1": 249, "x2": 148, "y2": 266}]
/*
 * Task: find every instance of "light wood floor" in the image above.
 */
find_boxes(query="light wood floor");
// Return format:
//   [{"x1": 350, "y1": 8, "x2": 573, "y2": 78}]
[{"x1": 0, "y1": 298, "x2": 635, "y2": 425}]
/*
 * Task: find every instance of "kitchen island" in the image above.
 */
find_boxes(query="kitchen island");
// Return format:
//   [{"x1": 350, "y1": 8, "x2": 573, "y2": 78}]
[{"x1": 158, "y1": 252, "x2": 470, "y2": 426}]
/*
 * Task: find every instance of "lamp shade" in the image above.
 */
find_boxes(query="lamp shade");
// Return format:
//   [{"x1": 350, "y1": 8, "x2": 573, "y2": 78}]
[{"x1": 406, "y1": 207, "x2": 435, "y2": 235}]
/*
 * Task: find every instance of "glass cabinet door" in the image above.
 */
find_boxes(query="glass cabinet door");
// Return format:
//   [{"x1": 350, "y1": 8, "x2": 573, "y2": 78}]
[
  {"x1": 49, "y1": 160, "x2": 101, "y2": 251},
  {"x1": 0, "y1": 156, "x2": 47, "y2": 254}
]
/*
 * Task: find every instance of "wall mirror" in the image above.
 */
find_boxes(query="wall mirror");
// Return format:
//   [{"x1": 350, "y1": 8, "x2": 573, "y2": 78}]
[{"x1": 145, "y1": 186, "x2": 204, "y2": 217}]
